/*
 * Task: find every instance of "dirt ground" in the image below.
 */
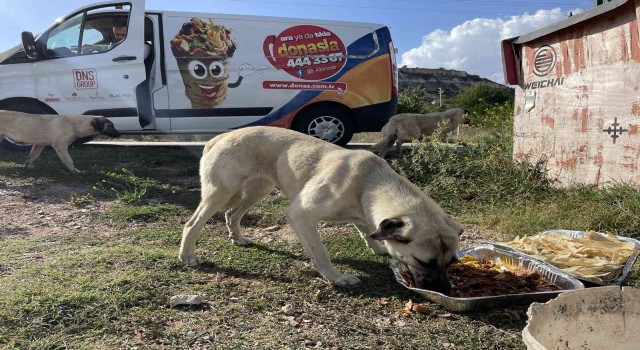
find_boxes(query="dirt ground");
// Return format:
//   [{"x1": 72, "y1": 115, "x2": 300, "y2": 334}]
[{"x1": 0, "y1": 180, "x2": 115, "y2": 239}]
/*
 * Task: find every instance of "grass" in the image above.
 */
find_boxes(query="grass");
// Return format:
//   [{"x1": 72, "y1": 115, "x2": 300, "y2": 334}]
[{"x1": 0, "y1": 137, "x2": 638, "y2": 349}]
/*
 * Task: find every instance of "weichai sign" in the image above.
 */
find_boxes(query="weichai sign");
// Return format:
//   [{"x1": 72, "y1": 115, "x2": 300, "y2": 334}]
[{"x1": 525, "y1": 45, "x2": 565, "y2": 90}]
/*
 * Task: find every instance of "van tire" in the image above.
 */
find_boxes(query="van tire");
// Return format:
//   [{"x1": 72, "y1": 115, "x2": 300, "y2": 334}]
[
  {"x1": 0, "y1": 103, "x2": 52, "y2": 152},
  {"x1": 293, "y1": 106, "x2": 354, "y2": 146}
]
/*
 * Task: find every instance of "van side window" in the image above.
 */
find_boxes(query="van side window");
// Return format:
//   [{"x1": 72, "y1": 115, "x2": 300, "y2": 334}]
[
  {"x1": 42, "y1": 4, "x2": 131, "y2": 58},
  {"x1": 45, "y1": 12, "x2": 84, "y2": 58}
]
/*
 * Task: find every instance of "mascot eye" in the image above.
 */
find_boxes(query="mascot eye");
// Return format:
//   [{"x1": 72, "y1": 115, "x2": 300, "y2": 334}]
[
  {"x1": 209, "y1": 61, "x2": 225, "y2": 78},
  {"x1": 187, "y1": 60, "x2": 208, "y2": 79}
]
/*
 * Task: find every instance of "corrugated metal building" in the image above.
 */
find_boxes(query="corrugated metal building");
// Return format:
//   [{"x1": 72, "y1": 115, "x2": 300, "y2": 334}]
[{"x1": 502, "y1": 0, "x2": 640, "y2": 186}]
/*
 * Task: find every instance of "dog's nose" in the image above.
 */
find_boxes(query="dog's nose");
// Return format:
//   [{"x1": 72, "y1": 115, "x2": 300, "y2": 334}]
[
  {"x1": 415, "y1": 270, "x2": 452, "y2": 294},
  {"x1": 417, "y1": 278, "x2": 451, "y2": 294}
]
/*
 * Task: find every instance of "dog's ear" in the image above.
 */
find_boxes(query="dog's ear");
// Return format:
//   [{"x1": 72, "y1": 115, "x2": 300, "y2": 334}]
[
  {"x1": 90, "y1": 117, "x2": 105, "y2": 132},
  {"x1": 444, "y1": 215, "x2": 464, "y2": 236},
  {"x1": 460, "y1": 109, "x2": 472, "y2": 125},
  {"x1": 370, "y1": 218, "x2": 410, "y2": 243}
]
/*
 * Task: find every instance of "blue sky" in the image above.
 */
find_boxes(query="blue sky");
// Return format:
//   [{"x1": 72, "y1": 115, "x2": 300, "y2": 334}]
[{"x1": 0, "y1": 0, "x2": 593, "y2": 83}]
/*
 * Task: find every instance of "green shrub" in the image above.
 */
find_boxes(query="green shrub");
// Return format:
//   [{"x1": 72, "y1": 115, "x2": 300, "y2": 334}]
[
  {"x1": 391, "y1": 138, "x2": 553, "y2": 214},
  {"x1": 453, "y1": 83, "x2": 513, "y2": 117},
  {"x1": 397, "y1": 86, "x2": 443, "y2": 114},
  {"x1": 390, "y1": 99, "x2": 553, "y2": 213},
  {"x1": 93, "y1": 168, "x2": 150, "y2": 204},
  {"x1": 467, "y1": 100, "x2": 515, "y2": 136}
]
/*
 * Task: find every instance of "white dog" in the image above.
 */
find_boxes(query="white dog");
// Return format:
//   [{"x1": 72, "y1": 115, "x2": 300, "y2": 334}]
[
  {"x1": 372, "y1": 108, "x2": 471, "y2": 157},
  {"x1": 179, "y1": 126, "x2": 462, "y2": 291},
  {"x1": 0, "y1": 110, "x2": 120, "y2": 172}
]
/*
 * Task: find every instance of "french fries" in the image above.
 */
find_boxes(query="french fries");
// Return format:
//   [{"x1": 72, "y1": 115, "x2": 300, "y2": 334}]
[{"x1": 504, "y1": 230, "x2": 638, "y2": 283}]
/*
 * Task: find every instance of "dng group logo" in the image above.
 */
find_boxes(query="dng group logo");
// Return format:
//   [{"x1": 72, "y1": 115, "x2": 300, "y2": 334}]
[{"x1": 533, "y1": 45, "x2": 557, "y2": 76}]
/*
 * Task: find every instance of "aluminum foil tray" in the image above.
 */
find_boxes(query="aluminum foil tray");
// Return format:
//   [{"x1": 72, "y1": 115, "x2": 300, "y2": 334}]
[
  {"x1": 494, "y1": 229, "x2": 640, "y2": 286},
  {"x1": 390, "y1": 244, "x2": 585, "y2": 312}
]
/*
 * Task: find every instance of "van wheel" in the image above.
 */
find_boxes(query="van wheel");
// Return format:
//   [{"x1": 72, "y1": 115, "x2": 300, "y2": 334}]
[
  {"x1": 293, "y1": 106, "x2": 354, "y2": 146},
  {"x1": 0, "y1": 104, "x2": 52, "y2": 152}
]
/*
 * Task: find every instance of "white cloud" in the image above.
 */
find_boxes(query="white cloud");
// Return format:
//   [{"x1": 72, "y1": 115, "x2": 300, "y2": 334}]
[{"x1": 400, "y1": 8, "x2": 582, "y2": 84}]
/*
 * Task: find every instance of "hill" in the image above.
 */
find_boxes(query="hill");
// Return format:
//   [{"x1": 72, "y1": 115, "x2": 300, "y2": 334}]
[{"x1": 398, "y1": 66, "x2": 508, "y2": 103}]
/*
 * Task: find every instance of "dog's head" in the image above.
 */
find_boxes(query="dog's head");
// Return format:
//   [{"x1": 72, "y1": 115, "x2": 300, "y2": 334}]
[
  {"x1": 91, "y1": 117, "x2": 121, "y2": 138},
  {"x1": 461, "y1": 108, "x2": 473, "y2": 126},
  {"x1": 370, "y1": 214, "x2": 462, "y2": 294}
]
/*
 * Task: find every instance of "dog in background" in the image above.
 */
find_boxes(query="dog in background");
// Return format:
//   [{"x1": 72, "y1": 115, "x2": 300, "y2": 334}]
[
  {"x1": 179, "y1": 126, "x2": 462, "y2": 292},
  {"x1": 0, "y1": 110, "x2": 121, "y2": 173},
  {"x1": 372, "y1": 108, "x2": 471, "y2": 157}
]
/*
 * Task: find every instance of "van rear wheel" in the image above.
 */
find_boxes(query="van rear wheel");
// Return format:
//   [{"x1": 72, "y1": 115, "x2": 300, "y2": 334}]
[
  {"x1": 0, "y1": 104, "x2": 51, "y2": 152},
  {"x1": 293, "y1": 106, "x2": 354, "y2": 146}
]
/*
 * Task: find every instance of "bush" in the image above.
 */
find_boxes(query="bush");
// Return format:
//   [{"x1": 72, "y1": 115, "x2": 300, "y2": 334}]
[
  {"x1": 469, "y1": 101, "x2": 515, "y2": 138},
  {"x1": 397, "y1": 86, "x2": 443, "y2": 114},
  {"x1": 391, "y1": 138, "x2": 553, "y2": 214},
  {"x1": 453, "y1": 83, "x2": 513, "y2": 116},
  {"x1": 390, "y1": 101, "x2": 552, "y2": 213}
]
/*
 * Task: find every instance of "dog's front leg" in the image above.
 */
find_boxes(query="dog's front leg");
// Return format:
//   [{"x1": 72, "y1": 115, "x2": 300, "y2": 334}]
[
  {"x1": 354, "y1": 224, "x2": 387, "y2": 255},
  {"x1": 52, "y1": 143, "x2": 83, "y2": 173},
  {"x1": 24, "y1": 145, "x2": 46, "y2": 168},
  {"x1": 286, "y1": 204, "x2": 361, "y2": 287}
]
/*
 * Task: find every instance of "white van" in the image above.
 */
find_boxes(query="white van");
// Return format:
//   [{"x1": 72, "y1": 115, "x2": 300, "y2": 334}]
[{"x1": 0, "y1": 0, "x2": 398, "y2": 148}]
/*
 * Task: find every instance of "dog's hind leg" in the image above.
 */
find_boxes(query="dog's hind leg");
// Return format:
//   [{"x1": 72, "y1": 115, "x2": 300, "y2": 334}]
[
  {"x1": 24, "y1": 145, "x2": 46, "y2": 168},
  {"x1": 179, "y1": 186, "x2": 235, "y2": 266},
  {"x1": 286, "y1": 200, "x2": 361, "y2": 287},
  {"x1": 394, "y1": 139, "x2": 409, "y2": 154},
  {"x1": 376, "y1": 136, "x2": 396, "y2": 158},
  {"x1": 225, "y1": 176, "x2": 275, "y2": 246},
  {"x1": 354, "y1": 224, "x2": 387, "y2": 255}
]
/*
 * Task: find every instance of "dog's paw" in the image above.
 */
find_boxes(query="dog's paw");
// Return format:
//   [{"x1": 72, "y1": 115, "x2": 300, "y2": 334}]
[
  {"x1": 179, "y1": 254, "x2": 201, "y2": 267},
  {"x1": 72, "y1": 169, "x2": 85, "y2": 174},
  {"x1": 231, "y1": 236, "x2": 254, "y2": 247},
  {"x1": 333, "y1": 274, "x2": 361, "y2": 287}
]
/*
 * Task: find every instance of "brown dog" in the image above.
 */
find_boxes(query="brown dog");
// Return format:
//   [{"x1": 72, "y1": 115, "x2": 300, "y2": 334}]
[
  {"x1": 179, "y1": 126, "x2": 462, "y2": 292},
  {"x1": 0, "y1": 110, "x2": 120, "y2": 172},
  {"x1": 372, "y1": 108, "x2": 471, "y2": 157}
]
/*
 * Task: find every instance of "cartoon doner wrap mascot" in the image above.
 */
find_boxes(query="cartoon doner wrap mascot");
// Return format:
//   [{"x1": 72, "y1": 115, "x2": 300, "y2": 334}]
[{"x1": 170, "y1": 18, "x2": 266, "y2": 108}]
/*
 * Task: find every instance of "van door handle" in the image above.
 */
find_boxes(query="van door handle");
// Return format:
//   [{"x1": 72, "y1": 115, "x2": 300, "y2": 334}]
[{"x1": 112, "y1": 55, "x2": 137, "y2": 62}]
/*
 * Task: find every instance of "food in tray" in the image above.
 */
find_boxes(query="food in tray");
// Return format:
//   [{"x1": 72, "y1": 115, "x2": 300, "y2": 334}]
[
  {"x1": 503, "y1": 230, "x2": 639, "y2": 283},
  {"x1": 401, "y1": 255, "x2": 561, "y2": 297}
]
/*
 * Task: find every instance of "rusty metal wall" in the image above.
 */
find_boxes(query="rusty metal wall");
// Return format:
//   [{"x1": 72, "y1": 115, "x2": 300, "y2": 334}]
[{"x1": 513, "y1": 0, "x2": 640, "y2": 186}]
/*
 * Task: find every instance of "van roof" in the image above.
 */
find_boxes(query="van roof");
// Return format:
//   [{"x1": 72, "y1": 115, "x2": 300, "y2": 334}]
[{"x1": 157, "y1": 10, "x2": 387, "y2": 30}]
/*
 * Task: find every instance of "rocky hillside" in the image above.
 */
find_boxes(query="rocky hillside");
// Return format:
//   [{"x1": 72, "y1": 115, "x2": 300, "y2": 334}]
[{"x1": 398, "y1": 67, "x2": 508, "y2": 103}]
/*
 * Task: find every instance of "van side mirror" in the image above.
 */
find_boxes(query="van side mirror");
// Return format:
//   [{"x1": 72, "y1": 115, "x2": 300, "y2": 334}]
[{"x1": 21, "y1": 31, "x2": 38, "y2": 59}]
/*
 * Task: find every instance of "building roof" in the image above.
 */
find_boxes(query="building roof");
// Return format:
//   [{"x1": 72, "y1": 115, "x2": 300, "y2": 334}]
[{"x1": 506, "y1": 0, "x2": 629, "y2": 44}]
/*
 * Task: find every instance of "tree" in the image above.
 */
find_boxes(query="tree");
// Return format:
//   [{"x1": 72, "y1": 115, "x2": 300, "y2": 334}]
[
  {"x1": 397, "y1": 86, "x2": 443, "y2": 114},
  {"x1": 452, "y1": 83, "x2": 513, "y2": 115}
]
